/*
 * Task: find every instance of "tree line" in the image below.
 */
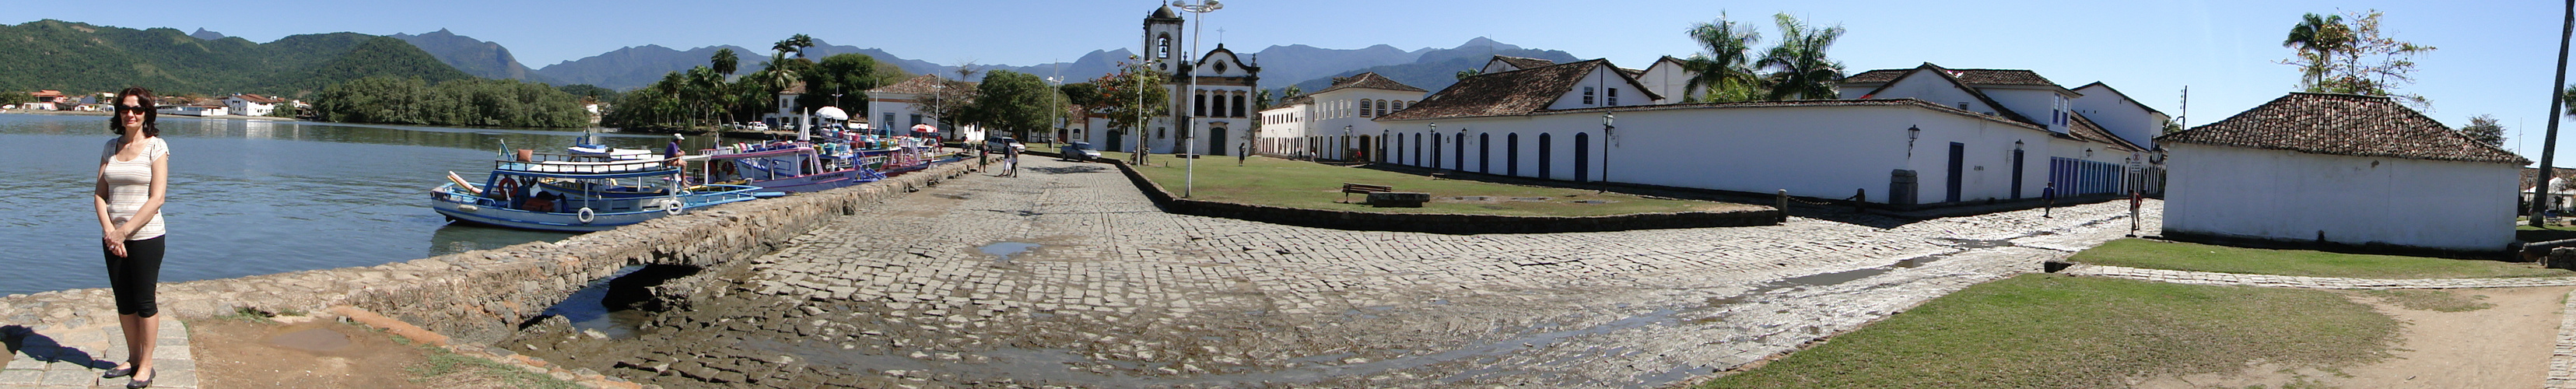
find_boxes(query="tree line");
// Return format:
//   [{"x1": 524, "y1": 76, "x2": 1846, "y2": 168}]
[
  {"x1": 601, "y1": 34, "x2": 913, "y2": 132},
  {"x1": 312, "y1": 76, "x2": 591, "y2": 128}
]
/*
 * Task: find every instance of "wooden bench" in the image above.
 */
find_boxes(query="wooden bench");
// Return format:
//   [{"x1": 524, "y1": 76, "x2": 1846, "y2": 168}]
[{"x1": 1341, "y1": 183, "x2": 1393, "y2": 203}]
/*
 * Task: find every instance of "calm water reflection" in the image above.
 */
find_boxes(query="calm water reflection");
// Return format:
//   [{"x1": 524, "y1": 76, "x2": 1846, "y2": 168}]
[{"x1": 0, "y1": 114, "x2": 733, "y2": 295}]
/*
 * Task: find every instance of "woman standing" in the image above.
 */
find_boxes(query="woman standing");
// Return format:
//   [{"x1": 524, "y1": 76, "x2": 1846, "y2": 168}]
[{"x1": 93, "y1": 87, "x2": 167, "y2": 388}]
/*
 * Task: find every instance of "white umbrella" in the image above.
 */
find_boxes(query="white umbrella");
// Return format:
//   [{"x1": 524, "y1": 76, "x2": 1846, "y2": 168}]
[{"x1": 814, "y1": 107, "x2": 849, "y2": 121}]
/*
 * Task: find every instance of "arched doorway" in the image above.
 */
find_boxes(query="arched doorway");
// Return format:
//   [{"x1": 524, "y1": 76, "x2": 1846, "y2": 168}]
[
  {"x1": 1506, "y1": 133, "x2": 1520, "y2": 177},
  {"x1": 1575, "y1": 132, "x2": 1590, "y2": 182},
  {"x1": 1537, "y1": 133, "x2": 1553, "y2": 180},
  {"x1": 1208, "y1": 127, "x2": 1228, "y2": 156}
]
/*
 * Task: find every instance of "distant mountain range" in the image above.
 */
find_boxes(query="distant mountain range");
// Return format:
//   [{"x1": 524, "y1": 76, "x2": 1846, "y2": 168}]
[
  {"x1": 516, "y1": 34, "x2": 1577, "y2": 97},
  {"x1": 0, "y1": 19, "x2": 473, "y2": 98},
  {"x1": 390, "y1": 29, "x2": 548, "y2": 82},
  {"x1": 1, "y1": 19, "x2": 1591, "y2": 103}
]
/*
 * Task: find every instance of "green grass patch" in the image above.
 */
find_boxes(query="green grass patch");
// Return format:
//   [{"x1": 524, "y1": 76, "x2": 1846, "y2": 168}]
[
  {"x1": 2068, "y1": 239, "x2": 2572, "y2": 279},
  {"x1": 2360, "y1": 289, "x2": 2494, "y2": 312},
  {"x1": 405, "y1": 345, "x2": 582, "y2": 388},
  {"x1": 1104, "y1": 152, "x2": 1754, "y2": 217},
  {"x1": 1704, "y1": 275, "x2": 2399, "y2": 388}
]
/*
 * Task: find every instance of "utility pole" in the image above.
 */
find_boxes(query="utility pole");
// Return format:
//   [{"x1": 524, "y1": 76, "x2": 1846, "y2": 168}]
[
  {"x1": 1174, "y1": 0, "x2": 1223, "y2": 198},
  {"x1": 2538, "y1": 0, "x2": 2574, "y2": 227}
]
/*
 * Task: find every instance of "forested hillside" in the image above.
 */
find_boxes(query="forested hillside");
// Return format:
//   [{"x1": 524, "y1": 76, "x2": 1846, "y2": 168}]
[{"x1": 0, "y1": 19, "x2": 472, "y2": 98}]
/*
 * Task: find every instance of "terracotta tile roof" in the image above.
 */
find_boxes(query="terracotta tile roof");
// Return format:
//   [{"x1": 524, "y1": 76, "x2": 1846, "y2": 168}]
[
  {"x1": 1537, "y1": 98, "x2": 2045, "y2": 131},
  {"x1": 2068, "y1": 112, "x2": 2146, "y2": 152},
  {"x1": 867, "y1": 75, "x2": 948, "y2": 95},
  {"x1": 1845, "y1": 66, "x2": 2058, "y2": 86},
  {"x1": 1490, "y1": 56, "x2": 1557, "y2": 72},
  {"x1": 1855, "y1": 64, "x2": 2041, "y2": 127},
  {"x1": 1310, "y1": 72, "x2": 1426, "y2": 94},
  {"x1": 1381, "y1": 59, "x2": 1645, "y2": 121},
  {"x1": 2522, "y1": 167, "x2": 2576, "y2": 191},
  {"x1": 230, "y1": 93, "x2": 282, "y2": 103},
  {"x1": 2158, "y1": 93, "x2": 2529, "y2": 164}
]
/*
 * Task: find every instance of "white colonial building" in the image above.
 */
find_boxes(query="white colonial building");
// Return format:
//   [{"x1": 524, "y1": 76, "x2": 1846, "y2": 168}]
[
  {"x1": 1080, "y1": 5, "x2": 1261, "y2": 155},
  {"x1": 1255, "y1": 72, "x2": 1425, "y2": 160},
  {"x1": 2159, "y1": 93, "x2": 2526, "y2": 253},
  {"x1": 865, "y1": 75, "x2": 983, "y2": 142},
  {"x1": 222, "y1": 93, "x2": 282, "y2": 117},
  {"x1": 1365, "y1": 58, "x2": 2155, "y2": 207}
]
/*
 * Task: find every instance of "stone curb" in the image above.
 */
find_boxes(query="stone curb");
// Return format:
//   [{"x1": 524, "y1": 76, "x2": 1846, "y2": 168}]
[
  {"x1": 2061, "y1": 264, "x2": 2576, "y2": 289},
  {"x1": 1108, "y1": 159, "x2": 1784, "y2": 234},
  {"x1": 2552, "y1": 289, "x2": 2576, "y2": 389}
]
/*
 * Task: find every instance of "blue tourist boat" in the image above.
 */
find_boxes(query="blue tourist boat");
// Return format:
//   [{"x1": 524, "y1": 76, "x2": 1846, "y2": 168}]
[
  {"x1": 432, "y1": 152, "x2": 762, "y2": 233},
  {"x1": 703, "y1": 141, "x2": 888, "y2": 193}
]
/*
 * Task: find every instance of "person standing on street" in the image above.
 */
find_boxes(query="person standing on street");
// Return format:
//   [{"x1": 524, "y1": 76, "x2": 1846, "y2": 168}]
[
  {"x1": 94, "y1": 87, "x2": 169, "y2": 388},
  {"x1": 2041, "y1": 182, "x2": 2058, "y2": 218}
]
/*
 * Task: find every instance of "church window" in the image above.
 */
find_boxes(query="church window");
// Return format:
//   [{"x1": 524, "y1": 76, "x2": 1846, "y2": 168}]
[
  {"x1": 1194, "y1": 92, "x2": 1207, "y2": 117},
  {"x1": 1232, "y1": 94, "x2": 1246, "y2": 117},
  {"x1": 1582, "y1": 87, "x2": 1596, "y2": 104},
  {"x1": 1157, "y1": 36, "x2": 1171, "y2": 59},
  {"x1": 1211, "y1": 92, "x2": 1226, "y2": 117},
  {"x1": 1158, "y1": 127, "x2": 1167, "y2": 139}
]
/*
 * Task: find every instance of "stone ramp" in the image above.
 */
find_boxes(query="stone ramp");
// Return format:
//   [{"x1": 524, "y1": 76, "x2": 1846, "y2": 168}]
[{"x1": 2, "y1": 317, "x2": 192, "y2": 389}]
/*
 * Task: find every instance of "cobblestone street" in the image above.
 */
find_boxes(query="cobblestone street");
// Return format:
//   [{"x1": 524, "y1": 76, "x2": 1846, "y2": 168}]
[{"x1": 525, "y1": 156, "x2": 2161, "y2": 388}]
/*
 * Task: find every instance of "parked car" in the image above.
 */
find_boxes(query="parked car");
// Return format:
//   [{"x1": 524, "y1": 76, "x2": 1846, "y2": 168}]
[
  {"x1": 984, "y1": 137, "x2": 1024, "y2": 152},
  {"x1": 1060, "y1": 142, "x2": 1102, "y2": 161}
]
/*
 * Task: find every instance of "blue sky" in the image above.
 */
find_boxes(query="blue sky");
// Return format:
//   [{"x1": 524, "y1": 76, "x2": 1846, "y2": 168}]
[{"x1": 14, "y1": 1, "x2": 2569, "y2": 163}]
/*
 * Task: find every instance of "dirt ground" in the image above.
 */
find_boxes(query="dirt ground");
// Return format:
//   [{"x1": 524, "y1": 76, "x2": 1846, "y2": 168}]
[
  {"x1": 2137, "y1": 286, "x2": 2568, "y2": 388},
  {"x1": 189, "y1": 315, "x2": 437, "y2": 388}
]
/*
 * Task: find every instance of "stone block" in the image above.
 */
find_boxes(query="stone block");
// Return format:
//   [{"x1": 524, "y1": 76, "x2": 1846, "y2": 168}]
[{"x1": 1365, "y1": 192, "x2": 1430, "y2": 208}]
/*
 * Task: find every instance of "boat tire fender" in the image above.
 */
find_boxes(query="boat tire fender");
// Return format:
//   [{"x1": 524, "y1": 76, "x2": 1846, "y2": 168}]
[
  {"x1": 577, "y1": 207, "x2": 596, "y2": 224},
  {"x1": 661, "y1": 198, "x2": 685, "y2": 216}
]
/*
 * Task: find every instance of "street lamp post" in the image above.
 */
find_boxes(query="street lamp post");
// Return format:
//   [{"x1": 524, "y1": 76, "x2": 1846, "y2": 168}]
[
  {"x1": 1343, "y1": 124, "x2": 1352, "y2": 162},
  {"x1": 1173, "y1": 0, "x2": 1222, "y2": 198},
  {"x1": 1454, "y1": 124, "x2": 1467, "y2": 175},
  {"x1": 1602, "y1": 112, "x2": 1615, "y2": 188},
  {"x1": 1427, "y1": 122, "x2": 1437, "y2": 169}
]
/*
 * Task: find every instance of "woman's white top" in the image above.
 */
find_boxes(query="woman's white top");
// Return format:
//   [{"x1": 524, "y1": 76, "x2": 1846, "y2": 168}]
[{"x1": 100, "y1": 137, "x2": 167, "y2": 240}]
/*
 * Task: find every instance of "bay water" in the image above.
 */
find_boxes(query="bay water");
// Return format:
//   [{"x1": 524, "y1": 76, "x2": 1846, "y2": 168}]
[{"x1": 0, "y1": 113, "x2": 739, "y2": 296}]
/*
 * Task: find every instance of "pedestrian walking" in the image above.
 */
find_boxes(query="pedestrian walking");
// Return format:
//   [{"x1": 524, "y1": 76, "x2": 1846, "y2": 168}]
[
  {"x1": 94, "y1": 87, "x2": 168, "y2": 388},
  {"x1": 2041, "y1": 182, "x2": 2057, "y2": 218}
]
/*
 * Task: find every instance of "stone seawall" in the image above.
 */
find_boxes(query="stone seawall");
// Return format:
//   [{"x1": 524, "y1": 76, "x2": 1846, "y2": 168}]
[
  {"x1": 0, "y1": 162, "x2": 979, "y2": 344},
  {"x1": 1109, "y1": 159, "x2": 1782, "y2": 234}
]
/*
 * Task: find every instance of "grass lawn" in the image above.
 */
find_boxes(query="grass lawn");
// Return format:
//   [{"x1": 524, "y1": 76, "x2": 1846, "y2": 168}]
[
  {"x1": 2067, "y1": 239, "x2": 2571, "y2": 279},
  {"x1": 1703, "y1": 275, "x2": 2399, "y2": 388},
  {"x1": 1102, "y1": 152, "x2": 1758, "y2": 217}
]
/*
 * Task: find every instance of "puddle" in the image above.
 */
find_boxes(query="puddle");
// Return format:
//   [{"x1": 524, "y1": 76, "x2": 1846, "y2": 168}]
[
  {"x1": 1509, "y1": 197, "x2": 1552, "y2": 202},
  {"x1": 934, "y1": 193, "x2": 973, "y2": 200},
  {"x1": 535, "y1": 265, "x2": 700, "y2": 340},
  {"x1": 1450, "y1": 196, "x2": 1494, "y2": 202},
  {"x1": 980, "y1": 242, "x2": 1042, "y2": 262},
  {"x1": 267, "y1": 328, "x2": 350, "y2": 352},
  {"x1": 1939, "y1": 237, "x2": 2015, "y2": 248}
]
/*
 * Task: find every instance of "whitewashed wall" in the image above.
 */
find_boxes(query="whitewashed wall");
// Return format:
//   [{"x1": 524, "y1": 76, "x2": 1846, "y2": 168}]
[
  {"x1": 1978, "y1": 88, "x2": 2071, "y2": 133},
  {"x1": 1635, "y1": 58, "x2": 1691, "y2": 104},
  {"x1": 1377, "y1": 103, "x2": 2056, "y2": 205},
  {"x1": 2070, "y1": 84, "x2": 2168, "y2": 149},
  {"x1": 1544, "y1": 64, "x2": 1646, "y2": 110},
  {"x1": 2163, "y1": 144, "x2": 2517, "y2": 251}
]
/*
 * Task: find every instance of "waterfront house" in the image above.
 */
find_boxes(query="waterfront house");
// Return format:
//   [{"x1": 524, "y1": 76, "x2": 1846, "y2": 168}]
[
  {"x1": 223, "y1": 93, "x2": 282, "y2": 117},
  {"x1": 2157, "y1": 93, "x2": 2525, "y2": 253},
  {"x1": 159, "y1": 103, "x2": 229, "y2": 117},
  {"x1": 1254, "y1": 72, "x2": 1426, "y2": 160},
  {"x1": 865, "y1": 75, "x2": 983, "y2": 142}
]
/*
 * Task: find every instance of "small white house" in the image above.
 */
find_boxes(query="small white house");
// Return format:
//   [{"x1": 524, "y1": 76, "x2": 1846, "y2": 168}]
[
  {"x1": 159, "y1": 104, "x2": 228, "y2": 117},
  {"x1": 2159, "y1": 93, "x2": 2527, "y2": 253},
  {"x1": 866, "y1": 75, "x2": 983, "y2": 142},
  {"x1": 1254, "y1": 72, "x2": 1426, "y2": 160},
  {"x1": 222, "y1": 93, "x2": 282, "y2": 117}
]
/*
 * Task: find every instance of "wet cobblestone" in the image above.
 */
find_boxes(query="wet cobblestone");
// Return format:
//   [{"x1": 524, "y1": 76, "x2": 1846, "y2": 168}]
[{"x1": 522, "y1": 157, "x2": 2155, "y2": 388}]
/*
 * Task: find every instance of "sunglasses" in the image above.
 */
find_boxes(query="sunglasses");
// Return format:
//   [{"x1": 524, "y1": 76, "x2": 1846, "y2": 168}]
[{"x1": 116, "y1": 106, "x2": 149, "y2": 113}]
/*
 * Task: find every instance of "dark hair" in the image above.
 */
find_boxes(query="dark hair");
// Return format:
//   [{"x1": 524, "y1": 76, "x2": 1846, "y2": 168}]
[{"x1": 110, "y1": 86, "x2": 159, "y2": 138}]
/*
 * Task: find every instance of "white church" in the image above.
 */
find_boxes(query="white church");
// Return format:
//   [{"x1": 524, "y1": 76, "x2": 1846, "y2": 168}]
[{"x1": 1077, "y1": 5, "x2": 1261, "y2": 156}]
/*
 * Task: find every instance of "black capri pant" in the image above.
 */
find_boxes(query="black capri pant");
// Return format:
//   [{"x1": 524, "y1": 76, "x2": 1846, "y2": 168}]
[{"x1": 102, "y1": 236, "x2": 163, "y2": 317}]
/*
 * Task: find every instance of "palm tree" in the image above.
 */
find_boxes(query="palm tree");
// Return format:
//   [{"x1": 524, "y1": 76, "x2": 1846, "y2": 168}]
[
  {"x1": 712, "y1": 48, "x2": 739, "y2": 76},
  {"x1": 1754, "y1": 13, "x2": 1847, "y2": 100},
  {"x1": 772, "y1": 34, "x2": 816, "y2": 59},
  {"x1": 2283, "y1": 13, "x2": 2350, "y2": 90},
  {"x1": 1681, "y1": 12, "x2": 1762, "y2": 103}
]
